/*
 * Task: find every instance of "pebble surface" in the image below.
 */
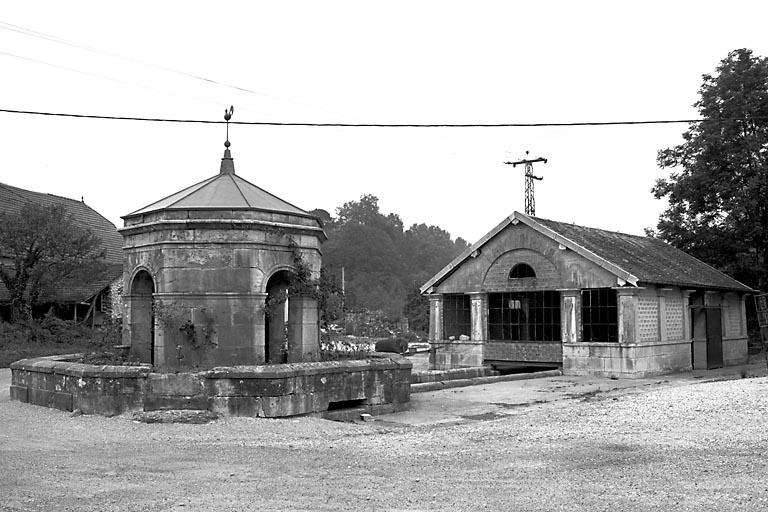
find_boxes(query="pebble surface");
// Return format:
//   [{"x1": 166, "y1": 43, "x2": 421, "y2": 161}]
[{"x1": 1, "y1": 369, "x2": 767, "y2": 511}]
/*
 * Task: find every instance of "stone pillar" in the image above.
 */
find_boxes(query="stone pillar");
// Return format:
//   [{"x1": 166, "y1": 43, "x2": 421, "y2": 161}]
[
  {"x1": 617, "y1": 288, "x2": 638, "y2": 345},
  {"x1": 657, "y1": 288, "x2": 668, "y2": 342},
  {"x1": 252, "y1": 293, "x2": 268, "y2": 364},
  {"x1": 287, "y1": 295, "x2": 320, "y2": 363},
  {"x1": 740, "y1": 294, "x2": 747, "y2": 336},
  {"x1": 428, "y1": 295, "x2": 444, "y2": 342},
  {"x1": 681, "y1": 290, "x2": 693, "y2": 342},
  {"x1": 560, "y1": 289, "x2": 579, "y2": 343},
  {"x1": 469, "y1": 292, "x2": 488, "y2": 341}
]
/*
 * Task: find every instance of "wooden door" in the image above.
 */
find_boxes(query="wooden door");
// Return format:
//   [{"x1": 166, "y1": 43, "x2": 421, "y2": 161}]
[{"x1": 705, "y1": 307, "x2": 723, "y2": 369}]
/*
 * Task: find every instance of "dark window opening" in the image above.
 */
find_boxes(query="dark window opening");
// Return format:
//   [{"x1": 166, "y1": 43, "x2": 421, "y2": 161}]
[
  {"x1": 581, "y1": 288, "x2": 618, "y2": 342},
  {"x1": 443, "y1": 294, "x2": 471, "y2": 339},
  {"x1": 488, "y1": 291, "x2": 560, "y2": 341},
  {"x1": 509, "y1": 263, "x2": 536, "y2": 279}
]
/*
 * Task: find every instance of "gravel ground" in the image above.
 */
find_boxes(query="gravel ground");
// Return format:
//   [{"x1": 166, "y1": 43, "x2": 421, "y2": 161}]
[{"x1": 1, "y1": 368, "x2": 768, "y2": 511}]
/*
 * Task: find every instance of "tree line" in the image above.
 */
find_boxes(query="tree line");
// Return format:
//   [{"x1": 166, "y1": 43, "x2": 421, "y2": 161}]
[{"x1": 309, "y1": 194, "x2": 468, "y2": 333}]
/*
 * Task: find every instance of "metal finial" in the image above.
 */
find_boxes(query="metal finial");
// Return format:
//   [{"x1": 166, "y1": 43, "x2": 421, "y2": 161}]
[{"x1": 224, "y1": 105, "x2": 234, "y2": 148}]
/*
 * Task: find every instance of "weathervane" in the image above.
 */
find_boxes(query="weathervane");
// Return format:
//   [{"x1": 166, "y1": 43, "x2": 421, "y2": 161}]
[
  {"x1": 504, "y1": 151, "x2": 548, "y2": 216},
  {"x1": 224, "y1": 105, "x2": 234, "y2": 148}
]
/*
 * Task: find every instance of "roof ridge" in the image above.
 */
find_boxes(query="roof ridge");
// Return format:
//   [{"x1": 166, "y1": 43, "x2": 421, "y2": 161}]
[
  {"x1": 229, "y1": 173, "x2": 251, "y2": 206},
  {"x1": 531, "y1": 215, "x2": 650, "y2": 240},
  {"x1": 1, "y1": 181, "x2": 81, "y2": 206},
  {"x1": 232, "y1": 173, "x2": 309, "y2": 214},
  {"x1": 529, "y1": 216, "x2": 658, "y2": 240}
]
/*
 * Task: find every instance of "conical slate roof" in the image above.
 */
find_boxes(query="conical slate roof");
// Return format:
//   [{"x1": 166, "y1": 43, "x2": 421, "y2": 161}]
[{"x1": 125, "y1": 149, "x2": 310, "y2": 218}]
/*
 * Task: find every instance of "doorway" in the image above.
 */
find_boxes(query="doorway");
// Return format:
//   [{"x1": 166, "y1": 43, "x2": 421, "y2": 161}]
[
  {"x1": 265, "y1": 271, "x2": 292, "y2": 364},
  {"x1": 705, "y1": 307, "x2": 723, "y2": 369},
  {"x1": 691, "y1": 303, "x2": 723, "y2": 370},
  {"x1": 130, "y1": 270, "x2": 155, "y2": 364}
]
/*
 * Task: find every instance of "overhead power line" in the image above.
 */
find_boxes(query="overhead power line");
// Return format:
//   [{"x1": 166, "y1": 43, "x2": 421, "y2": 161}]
[
  {"x1": 0, "y1": 20, "x2": 273, "y2": 98},
  {"x1": 0, "y1": 20, "x2": 349, "y2": 117},
  {"x1": 0, "y1": 108, "x2": 764, "y2": 127}
]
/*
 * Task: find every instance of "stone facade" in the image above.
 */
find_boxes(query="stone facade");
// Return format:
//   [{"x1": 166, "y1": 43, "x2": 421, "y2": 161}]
[
  {"x1": 10, "y1": 353, "x2": 412, "y2": 417},
  {"x1": 422, "y1": 212, "x2": 752, "y2": 378},
  {"x1": 121, "y1": 210, "x2": 323, "y2": 367},
  {"x1": 120, "y1": 149, "x2": 326, "y2": 368}
]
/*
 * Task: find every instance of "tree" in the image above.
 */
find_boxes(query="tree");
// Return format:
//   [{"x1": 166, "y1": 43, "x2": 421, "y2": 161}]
[
  {"x1": 319, "y1": 194, "x2": 469, "y2": 327},
  {"x1": 323, "y1": 195, "x2": 407, "y2": 320},
  {"x1": 0, "y1": 202, "x2": 106, "y2": 322},
  {"x1": 653, "y1": 48, "x2": 768, "y2": 290}
]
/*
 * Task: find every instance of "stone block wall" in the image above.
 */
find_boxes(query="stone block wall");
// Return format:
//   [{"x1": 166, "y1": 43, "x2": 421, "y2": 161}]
[
  {"x1": 484, "y1": 341, "x2": 562, "y2": 364},
  {"x1": 563, "y1": 340, "x2": 692, "y2": 378},
  {"x1": 722, "y1": 337, "x2": 748, "y2": 366},
  {"x1": 430, "y1": 340, "x2": 483, "y2": 370},
  {"x1": 10, "y1": 353, "x2": 411, "y2": 418}
]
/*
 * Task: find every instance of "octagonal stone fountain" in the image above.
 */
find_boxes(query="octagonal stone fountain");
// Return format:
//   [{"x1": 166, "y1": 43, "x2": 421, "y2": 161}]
[{"x1": 10, "y1": 121, "x2": 411, "y2": 417}]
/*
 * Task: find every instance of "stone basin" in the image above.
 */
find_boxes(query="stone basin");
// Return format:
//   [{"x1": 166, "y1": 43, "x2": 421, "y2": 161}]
[{"x1": 9, "y1": 353, "x2": 411, "y2": 418}]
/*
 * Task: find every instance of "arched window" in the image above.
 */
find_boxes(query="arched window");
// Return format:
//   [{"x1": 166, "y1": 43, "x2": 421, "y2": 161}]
[{"x1": 509, "y1": 263, "x2": 536, "y2": 279}]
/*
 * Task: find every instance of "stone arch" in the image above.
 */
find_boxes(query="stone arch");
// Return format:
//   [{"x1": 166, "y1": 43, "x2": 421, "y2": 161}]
[
  {"x1": 127, "y1": 265, "x2": 157, "y2": 295},
  {"x1": 128, "y1": 269, "x2": 155, "y2": 364},
  {"x1": 261, "y1": 264, "x2": 297, "y2": 294},
  {"x1": 483, "y1": 249, "x2": 559, "y2": 291}
]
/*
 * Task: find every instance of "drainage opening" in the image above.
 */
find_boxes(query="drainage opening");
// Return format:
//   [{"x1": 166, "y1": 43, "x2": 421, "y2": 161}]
[
  {"x1": 488, "y1": 361, "x2": 560, "y2": 375},
  {"x1": 326, "y1": 398, "x2": 366, "y2": 411}
]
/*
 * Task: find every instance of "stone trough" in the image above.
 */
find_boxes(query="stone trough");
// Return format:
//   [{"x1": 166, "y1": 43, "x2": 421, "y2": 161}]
[{"x1": 9, "y1": 353, "x2": 411, "y2": 418}]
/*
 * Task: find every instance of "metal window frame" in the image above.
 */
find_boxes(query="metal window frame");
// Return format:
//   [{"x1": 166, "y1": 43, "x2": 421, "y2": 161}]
[
  {"x1": 442, "y1": 294, "x2": 471, "y2": 339},
  {"x1": 488, "y1": 290, "x2": 560, "y2": 342},
  {"x1": 581, "y1": 288, "x2": 618, "y2": 342}
]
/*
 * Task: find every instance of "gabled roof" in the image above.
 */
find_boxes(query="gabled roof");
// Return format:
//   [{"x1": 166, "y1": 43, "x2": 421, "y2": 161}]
[
  {"x1": 125, "y1": 153, "x2": 311, "y2": 218},
  {"x1": 421, "y1": 212, "x2": 753, "y2": 294},
  {"x1": 0, "y1": 182, "x2": 123, "y2": 304}
]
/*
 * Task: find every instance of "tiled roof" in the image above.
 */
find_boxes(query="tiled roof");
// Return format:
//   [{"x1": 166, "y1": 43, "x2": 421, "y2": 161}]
[
  {"x1": 0, "y1": 182, "x2": 123, "y2": 304},
  {"x1": 422, "y1": 212, "x2": 753, "y2": 293},
  {"x1": 126, "y1": 169, "x2": 310, "y2": 218},
  {"x1": 532, "y1": 215, "x2": 753, "y2": 292}
]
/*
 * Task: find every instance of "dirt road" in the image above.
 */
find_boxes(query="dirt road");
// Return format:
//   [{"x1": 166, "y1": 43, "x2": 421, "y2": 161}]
[{"x1": 1, "y1": 366, "x2": 767, "y2": 511}]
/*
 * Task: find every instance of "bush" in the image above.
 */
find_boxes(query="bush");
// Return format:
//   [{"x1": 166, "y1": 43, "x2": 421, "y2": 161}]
[{"x1": 0, "y1": 315, "x2": 123, "y2": 367}]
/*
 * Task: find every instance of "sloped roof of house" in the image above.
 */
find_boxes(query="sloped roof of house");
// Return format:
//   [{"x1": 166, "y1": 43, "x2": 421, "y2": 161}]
[
  {"x1": 125, "y1": 149, "x2": 312, "y2": 219},
  {"x1": 421, "y1": 211, "x2": 753, "y2": 294},
  {"x1": 0, "y1": 182, "x2": 123, "y2": 304}
]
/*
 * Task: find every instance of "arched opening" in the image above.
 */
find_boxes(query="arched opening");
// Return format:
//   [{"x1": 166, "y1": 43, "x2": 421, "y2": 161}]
[
  {"x1": 130, "y1": 270, "x2": 155, "y2": 364},
  {"x1": 509, "y1": 263, "x2": 536, "y2": 279},
  {"x1": 265, "y1": 271, "x2": 293, "y2": 364}
]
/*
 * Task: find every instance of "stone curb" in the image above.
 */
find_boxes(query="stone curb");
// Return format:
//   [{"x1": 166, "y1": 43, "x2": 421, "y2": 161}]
[{"x1": 410, "y1": 369, "x2": 562, "y2": 393}]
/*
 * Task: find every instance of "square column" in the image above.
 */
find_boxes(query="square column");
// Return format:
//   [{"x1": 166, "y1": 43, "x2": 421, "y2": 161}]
[
  {"x1": 469, "y1": 292, "x2": 488, "y2": 341},
  {"x1": 428, "y1": 295, "x2": 444, "y2": 342},
  {"x1": 657, "y1": 289, "x2": 668, "y2": 341},
  {"x1": 617, "y1": 288, "x2": 639, "y2": 345},
  {"x1": 560, "y1": 289, "x2": 580, "y2": 343},
  {"x1": 681, "y1": 290, "x2": 693, "y2": 342},
  {"x1": 287, "y1": 295, "x2": 320, "y2": 363}
]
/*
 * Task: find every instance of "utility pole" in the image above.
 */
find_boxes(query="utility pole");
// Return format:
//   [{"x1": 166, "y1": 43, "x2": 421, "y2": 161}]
[{"x1": 504, "y1": 151, "x2": 547, "y2": 216}]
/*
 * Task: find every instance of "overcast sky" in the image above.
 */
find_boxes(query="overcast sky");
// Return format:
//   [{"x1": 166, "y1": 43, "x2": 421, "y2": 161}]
[{"x1": 1, "y1": 1, "x2": 767, "y2": 243}]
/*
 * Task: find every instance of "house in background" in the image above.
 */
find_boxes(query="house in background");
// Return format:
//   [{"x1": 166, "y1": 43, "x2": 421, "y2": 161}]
[
  {"x1": 0, "y1": 182, "x2": 123, "y2": 324},
  {"x1": 421, "y1": 212, "x2": 753, "y2": 378}
]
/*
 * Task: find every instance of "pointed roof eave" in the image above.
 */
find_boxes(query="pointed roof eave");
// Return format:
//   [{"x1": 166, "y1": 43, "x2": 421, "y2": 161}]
[
  {"x1": 123, "y1": 174, "x2": 220, "y2": 218},
  {"x1": 420, "y1": 211, "x2": 639, "y2": 295},
  {"x1": 420, "y1": 213, "x2": 517, "y2": 294},
  {"x1": 515, "y1": 212, "x2": 639, "y2": 286}
]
